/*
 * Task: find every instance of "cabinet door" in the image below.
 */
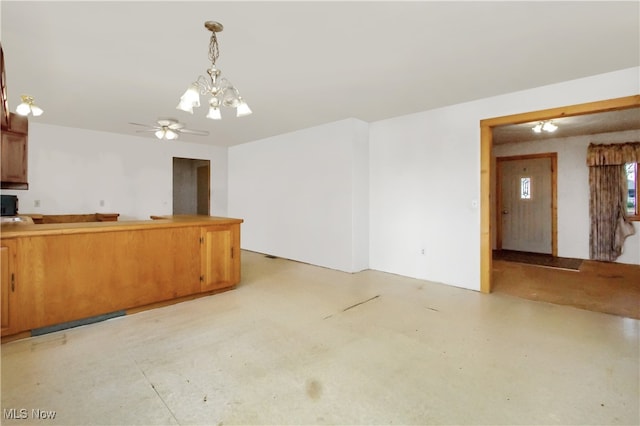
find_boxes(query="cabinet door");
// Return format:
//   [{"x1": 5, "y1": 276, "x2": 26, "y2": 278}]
[
  {"x1": 1, "y1": 131, "x2": 28, "y2": 184},
  {"x1": 1, "y1": 240, "x2": 17, "y2": 336},
  {"x1": 200, "y1": 224, "x2": 240, "y2": 291}
]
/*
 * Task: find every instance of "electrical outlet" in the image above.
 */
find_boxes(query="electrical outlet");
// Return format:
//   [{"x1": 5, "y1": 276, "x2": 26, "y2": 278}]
[
  {"x1": 99, "y1": 200, "x2": 105, "y2": 207},
  {"x1": 420, "y1": 248, "x2": 425, "y2": 255},
  {"x1": 34, "y1": 200, "x2": 40, "y2": 207}
]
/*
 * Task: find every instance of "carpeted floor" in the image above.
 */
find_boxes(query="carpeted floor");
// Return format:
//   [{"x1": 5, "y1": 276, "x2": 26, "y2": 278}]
[
  {"x1": 492, "y1": 256, "x2": 640, "y2": 319},
  {"x1": 493, "y1": 249, "x2": 583, "y2": 271}
]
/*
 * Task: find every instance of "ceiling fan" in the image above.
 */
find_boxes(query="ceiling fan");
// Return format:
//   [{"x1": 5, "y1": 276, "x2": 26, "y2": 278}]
[{"x1": 129, "y1": 118, "x2": 209, "y2": 140}]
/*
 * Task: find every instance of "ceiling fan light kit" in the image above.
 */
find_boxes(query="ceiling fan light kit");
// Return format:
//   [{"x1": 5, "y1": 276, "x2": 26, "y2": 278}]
[
  {"x1": 177, "y1": 21, "x2": 252, "y2": 120},
  {"x1": 129, "y1": 118, "x2": 209, "y2": 140},
  {"x1": 156, "y1": 129, "x2": 178, "y2": 140}
]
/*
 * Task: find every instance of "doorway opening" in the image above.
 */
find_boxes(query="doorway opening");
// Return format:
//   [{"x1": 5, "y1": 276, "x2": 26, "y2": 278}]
[
  {"x1": 479, "y1": 95, "x2": 640, "y2": 293},
  {"x1": 173, "y1": 157, "x2": 210, "y2": 216}
]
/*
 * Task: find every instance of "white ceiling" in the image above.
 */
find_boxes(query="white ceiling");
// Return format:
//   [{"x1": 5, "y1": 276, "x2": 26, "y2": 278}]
[{"x1": 1, "y1": 1, "x2": 639, "y2": 147}]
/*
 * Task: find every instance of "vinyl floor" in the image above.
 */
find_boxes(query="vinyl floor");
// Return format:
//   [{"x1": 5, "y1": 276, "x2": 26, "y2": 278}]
[{"x1": 2, "y1": 251, "x2": 639, "y2": 425}]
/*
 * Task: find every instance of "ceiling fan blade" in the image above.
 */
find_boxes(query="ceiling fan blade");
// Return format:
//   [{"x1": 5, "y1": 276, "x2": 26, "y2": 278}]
[
  {"x1": 179, "y1": 128, "x2": 210, "y2": 136},
  {"x1": 135, "y1": 129, "x2": 158, "y2": 133},
  {"x1": 129, "y1": 122, "x2": 155, "y2": 128}
]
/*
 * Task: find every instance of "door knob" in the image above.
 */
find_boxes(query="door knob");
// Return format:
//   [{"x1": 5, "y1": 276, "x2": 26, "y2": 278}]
[{"x1": 502, "y1": 210, "x2": 509, "y2": 214}]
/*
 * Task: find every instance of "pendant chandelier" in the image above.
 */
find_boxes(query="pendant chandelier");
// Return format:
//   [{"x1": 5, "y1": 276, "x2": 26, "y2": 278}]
[
  {"x1": 177, "y1": 21, "x2": 251, "y2": 120},
  {"x1": 16, "y1": 95, "x2": 43, "y2": 117}
]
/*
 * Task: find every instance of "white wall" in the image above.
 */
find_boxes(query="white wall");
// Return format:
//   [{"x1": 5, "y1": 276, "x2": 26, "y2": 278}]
[
  {"x1": 228, "y1": 118, "x2": 369, "y2": 273},
  {"x1": 369, "y1": 67, "x2": 639, "y2": 290},
  {"x1": 369, "y1": 103, "x2": 483, "y2": 289},
  {"x1": 5, "y1": 67, "x2": 638, "y2": 292},
  {"x1": 2, "y1": 123, "x2": 228, "y2": 220},
  {"x1": 493, "y1": 130, "x2": 640, "y2": 265}
]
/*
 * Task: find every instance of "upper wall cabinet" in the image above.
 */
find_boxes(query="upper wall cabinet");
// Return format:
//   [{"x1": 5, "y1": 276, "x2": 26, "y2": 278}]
[
  {"x1": 1, "y1": 43, "x2": 9, "y2": 130},
  {"x1": 1, "y1": 113, "x2": 28, "y2": 190},
  {"x1": 1, "y1": 44, "x2": 29, "y2": 190}
]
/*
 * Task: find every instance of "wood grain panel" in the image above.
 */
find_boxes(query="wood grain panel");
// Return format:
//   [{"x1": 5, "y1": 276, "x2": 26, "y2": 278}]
[
  {"x1": 201, "y1": 224, "x2": 241, "y2": 291},
  {"x1": 18, "y1": 226, "x2": 201, "y2": 330},
  {"x1": 1, "y1": 216, "x2": 243, "y2": 337},
  {"x1": 480, "y1": 124, "x2": 492, "y2": 294},
  {"x1": 201, "y1": 226, "x2": 232, "y2": 291},
  {"x1": 1, "y1": 246, "x2": 9, "y2": 329},
  {"x1": 1, "y1": 240, "x2": 17, "y2": 335},
  {"x1": 1, "y1": 131, "x2": 27, "y2": 183}
]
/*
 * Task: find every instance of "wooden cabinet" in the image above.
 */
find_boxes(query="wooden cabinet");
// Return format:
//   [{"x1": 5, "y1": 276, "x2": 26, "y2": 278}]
[
  {"x1": 200, "y1": 224, "x2": 241, "y2": 291},
  {"x1": 0, "y1": 216, "x2": 242, "y2": 338},
  {"x1": 1, "y1": 130, "x2": 27, "y2": 182},
  {"x1": 1, "y1": 240, "x2": 18, "y2": 336},
  {"x1": 2, "y1": 46, "x2": 29, "y2": 189},
  {"x1": 24, "y1": 213, "x2": 120, "y2": 224},
  {"x1": 1, "y1": 44, "x2": 9, "y2": 131},
  {"x1": 1, "y1": 113, "x2": 28, "y2": 189}
]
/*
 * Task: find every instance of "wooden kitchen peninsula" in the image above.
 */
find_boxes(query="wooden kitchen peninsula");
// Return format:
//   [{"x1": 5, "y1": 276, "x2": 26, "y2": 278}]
[{"x1": 0, "y1": 215, "x2": 242, "y2": 339}]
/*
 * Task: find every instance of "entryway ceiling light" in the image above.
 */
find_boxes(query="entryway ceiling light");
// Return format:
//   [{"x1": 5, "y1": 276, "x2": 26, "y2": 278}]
[
  {"x1": 16, "y1": 94, "x2": 43, "y2": 117},
  {"x1": 532, "y1": 120, "x2": 557, "y2": 133},
  {"x1": 177, "y1": 21, "x2": 252, "y2": 120}
]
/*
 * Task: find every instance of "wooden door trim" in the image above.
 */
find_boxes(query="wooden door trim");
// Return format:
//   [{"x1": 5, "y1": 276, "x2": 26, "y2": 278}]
[
  {"x1": 495, "y1": 153, "x2": 558, "y2": 257},
  {"x1": 479, "y1": 95, "x2": 640, "y2": 294},
  {"x1": 197, "y1": 164, "x2": 211, "y2": 216}
]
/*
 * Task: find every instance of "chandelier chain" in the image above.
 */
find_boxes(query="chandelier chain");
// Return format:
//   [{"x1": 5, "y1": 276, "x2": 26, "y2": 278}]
[
  {"x1": 177, "y1": 20, "x2": 251, "y2": 119},
  {"x1": 208, "y1": 32, "x2": 220, "y2": 66}
]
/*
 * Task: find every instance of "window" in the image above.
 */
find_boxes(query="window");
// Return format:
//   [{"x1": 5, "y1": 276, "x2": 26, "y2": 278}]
[
  {"x1": 520, "y1": 177, "x2": 531, "y2": 199},
  {"x1": 626, "y1": 162, "x2": 639, "y2": 219}
]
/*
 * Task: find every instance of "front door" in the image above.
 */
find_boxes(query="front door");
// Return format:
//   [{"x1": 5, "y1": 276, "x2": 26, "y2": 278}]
[{"x1": 498, "y1": 155, "x2": 554, "y2": 254}]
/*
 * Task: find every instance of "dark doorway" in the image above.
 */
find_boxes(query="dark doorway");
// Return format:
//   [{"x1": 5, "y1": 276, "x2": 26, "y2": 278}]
[{"x1": 173, "y1": 157, "x2": 211, "y2": 215}]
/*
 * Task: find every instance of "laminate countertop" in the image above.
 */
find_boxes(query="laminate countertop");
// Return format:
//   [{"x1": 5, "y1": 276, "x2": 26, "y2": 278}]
[{"x1": 0, "y1": 215, "x2": 243, "y2": 239}]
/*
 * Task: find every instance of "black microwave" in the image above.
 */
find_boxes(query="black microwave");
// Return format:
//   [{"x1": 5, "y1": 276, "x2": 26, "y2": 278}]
[{"x1": 1, "y1": 195, "x2": 18, "y2": 216}]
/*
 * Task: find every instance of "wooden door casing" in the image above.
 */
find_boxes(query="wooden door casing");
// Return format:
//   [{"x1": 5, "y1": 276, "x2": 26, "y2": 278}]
[
  {"x1": 197, "y1": 165, "x2": 210, "y2": 215},
  {"x1": 481, "y1": 96, "x2": 639, "y2": 293}
]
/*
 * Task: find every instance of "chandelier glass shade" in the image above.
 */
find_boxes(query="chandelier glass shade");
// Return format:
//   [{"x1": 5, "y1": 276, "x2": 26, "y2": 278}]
[
  {"x1": 177, "y1": 21, "x2": 251, "y2": 120},
  {"x1": 16, "y1": 94, "x2": 43, "y2": 117}
]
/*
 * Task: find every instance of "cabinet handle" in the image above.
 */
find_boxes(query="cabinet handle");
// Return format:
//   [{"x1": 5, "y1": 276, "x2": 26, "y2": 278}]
[
  {"x1": 231, "y1": 247, "x2": 234, "y2": 259},
  {"x1": 11, "y1": 273, "x2": 15, "y2": 292}
]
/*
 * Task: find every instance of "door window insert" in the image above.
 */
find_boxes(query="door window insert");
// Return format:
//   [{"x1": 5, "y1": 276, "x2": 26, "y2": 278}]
[{"x1": 520, "y1": 177, "x2": 531, "y2": 200}]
